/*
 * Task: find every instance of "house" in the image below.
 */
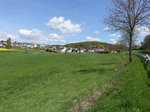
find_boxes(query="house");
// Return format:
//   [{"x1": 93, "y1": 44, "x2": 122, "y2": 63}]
[
  {"x1": 72, "y1": 48, "x2": 78, "y2": 52},
  {"x1": 88, "y1": 49, "x2": 95, "y2": 53},
  {"x1": 60, "y1": 47, "x2": 67, "y2": 53},
  {"x1": 12, "y1": 41, "x2": 39, "y2": 49},
  {"x1": 32, "y1": 43, "x2": 39, "y2": 48},
  {"x1": 0, "y1": 40, "x2": 6, "y2": 47},
  {"x1": 67, "y1": 48, "x2": 73, "y2": 53},
  {"x1": 111, "y1": 51, "x2": 118, "y2": 53},
  {"x1": 97, "y1": 49, "x2": 110, "y2": 54},
  {"x1": 94, "y1": 48, "x2": 103, "y2": 53},
  {"x1": 39, "y1": 44, "x2": 46, "y2": 49},
  {"x1": 80, "y1": 49, "x2": 86, "y2": 53}
]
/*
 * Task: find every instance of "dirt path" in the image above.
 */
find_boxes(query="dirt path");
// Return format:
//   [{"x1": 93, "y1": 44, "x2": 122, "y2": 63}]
[{"x1": 68, "y1": 83, "x2": 112, "y2": 112}]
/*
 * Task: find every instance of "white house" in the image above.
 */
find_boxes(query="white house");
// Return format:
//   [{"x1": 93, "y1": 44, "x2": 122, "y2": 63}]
[
  {"x1": 111, "y1": 51, "x2": 118, "y2": 53},
  {"x1": 88, "y1": 49, "x2": 95, "y2": 53},
  {"x1": 61, "y1": 47, "x2": 67, "y2": 53},
  {"x1": 79, "y1": 49, "x2": 86, "y2": 53},
  {"x1": 67, "y1": 48, "x2": 73, "y2": 53},
  {"x1": 0, "y1": 41, "x2": 6, "y2": 47}
]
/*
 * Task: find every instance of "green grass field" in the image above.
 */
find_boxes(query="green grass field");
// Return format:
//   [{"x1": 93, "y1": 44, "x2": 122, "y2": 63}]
[
  {"x1": 0, "y1": 50, "x2": 125, "y2": 112},
  {"x1": 0, "y1": 50, "x2": 149, "y2": 112},
  {"x1": 86, "y1": 56, "x2": 150, "y2": 112}
]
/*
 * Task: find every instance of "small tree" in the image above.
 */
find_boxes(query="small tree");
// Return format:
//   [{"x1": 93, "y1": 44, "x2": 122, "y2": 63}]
[
  {"x1": 6, "y1": 38, "x2": 12, "y2": 49},
  {"x1": 105, "y1": 0, "x2": 150, "y2": 62},
  {"x1": 142, "y1": 35, "x2": 150, "y2": 50}
]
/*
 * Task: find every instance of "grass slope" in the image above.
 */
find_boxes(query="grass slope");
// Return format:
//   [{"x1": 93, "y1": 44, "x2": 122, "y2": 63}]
[
  {"x1": 65, "y1": 41, "x2": 112, "y2": 48},
  {"x1": 0, "y1": 50, "x2": 124, "y2": 112},
  {"x1": 86, "y1": 56, "x2": 150, "y2": 112}
]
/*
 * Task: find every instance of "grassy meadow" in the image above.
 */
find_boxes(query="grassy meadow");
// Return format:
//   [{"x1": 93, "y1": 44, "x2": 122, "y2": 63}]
[
  {"x1": 86, "y1": 56, "x2": 150, "y2": 112},
  {"x1": 0, "y1": 50, "x2": 125, "y2": 112},
  {"x1": 0, "y1": 50, "x2": 149, "y2": 112}
]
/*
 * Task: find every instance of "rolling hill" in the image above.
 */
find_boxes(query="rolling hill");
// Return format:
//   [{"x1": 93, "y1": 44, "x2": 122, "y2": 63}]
[{"x1": 65, "y1": 41, "x2": 125, "y2": 51}]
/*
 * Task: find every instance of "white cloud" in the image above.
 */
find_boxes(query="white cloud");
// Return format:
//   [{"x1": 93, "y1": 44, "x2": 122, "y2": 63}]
[
  {"x1": 49, "y1": 33, "x2": 66, "y2": 43},
  {"x1": 19, "y1": 29, "x2": 66, "y2": 44},
  {"x1": 50, "y1": 33, "x2": 63, "y2": 39},
  {"x1": 135, "y1": 26, "x2": 150, "y2": 36},
  {"x1": 0, "y1": 32, "x2": 20, "y2": 41},
  {"x1": 110, "y1": 38, "x2": 117, "y2": 44},
  {"x1": 1, "y1": 28, "x2": 67, "y2": 45},
  {"x1": 0, "y1": 32, "x2": 6, "y2": 40},
  {"x1": 47, "y1": 16, "x2": 82, "y2": 36},
  {"x1": 19, "y1": 29, "x2": 44, "y2": 40},
  {"x1": 0, "y1": 17, "x2": 82, "y2": 45},
  {"x1": 86, "y1": 36, "x2": 101, "y2": 41},
  {"x1": 94, "y1": 30, "x2": 100, "y2": 34},
  {"x1": 104, "y1": 27, "x2": 110, "y2": 31},
  {"x1": 109, "y1": 33, "x2": 121, "y2": 38},
  {"x1": 6, "y1": 34, "x2": 20, "y2": 40},
  {"x1": 18, "y1": 29, "x2": 50, "y2": 44}
]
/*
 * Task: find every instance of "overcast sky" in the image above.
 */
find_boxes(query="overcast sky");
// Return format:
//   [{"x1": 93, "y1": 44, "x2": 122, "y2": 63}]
[{"x1": 0, "y1": 0, "x2": 149, "y2": 45}]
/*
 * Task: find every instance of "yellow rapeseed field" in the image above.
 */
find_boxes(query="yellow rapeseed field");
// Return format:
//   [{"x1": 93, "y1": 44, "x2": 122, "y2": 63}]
[{"x1": 0, "y1": 48, "x2": 17, "y2": 51}]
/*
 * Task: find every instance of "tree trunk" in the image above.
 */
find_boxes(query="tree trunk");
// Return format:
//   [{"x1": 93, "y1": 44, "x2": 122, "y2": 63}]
[{"x1": 129, "y1": 33, "x2": 132, "y2": 63}]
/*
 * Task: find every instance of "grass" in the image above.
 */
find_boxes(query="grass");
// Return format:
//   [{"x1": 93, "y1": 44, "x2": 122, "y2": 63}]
[
  {"x1": 139, "y1": 50, "x2": 150, "y2": 55},
  {"x1": 85, "y1": 56, "x2": 150, "y2": 112},
  {"x1": 0, "y1": 50, "x2": 125, "y2": 112}
]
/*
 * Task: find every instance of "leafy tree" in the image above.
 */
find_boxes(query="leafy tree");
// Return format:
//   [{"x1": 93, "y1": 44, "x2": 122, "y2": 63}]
[
  {"x1": 6, "y1": 38, "x2": 12, "y2": 49},
  {"x1": 142, "y1": 35, "x2": 150, "y2": 50},
  {"x1": 105, "y1": 0, "x2": 150, "y2": 62}
]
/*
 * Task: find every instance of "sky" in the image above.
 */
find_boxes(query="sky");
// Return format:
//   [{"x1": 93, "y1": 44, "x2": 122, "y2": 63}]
[{"x1": 0, "y1": 0, "x2": 149, "y2": 45}]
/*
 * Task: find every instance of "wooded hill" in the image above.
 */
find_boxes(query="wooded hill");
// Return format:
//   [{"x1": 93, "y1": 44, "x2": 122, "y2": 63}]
[{"x1": 65, "y1": 41, "x2": 126, "y2": 51}]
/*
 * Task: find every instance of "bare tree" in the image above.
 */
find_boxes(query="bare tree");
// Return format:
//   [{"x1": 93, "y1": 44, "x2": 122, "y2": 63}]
[{"x1": 105, "y1": 0, "x2": 150, "y2": 62}]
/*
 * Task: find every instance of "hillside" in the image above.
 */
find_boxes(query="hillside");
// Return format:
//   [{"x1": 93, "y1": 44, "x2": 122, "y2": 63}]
[
  {"x1": 65, "y1": 41, "x2": 124, "y2": 51},
  {"x1": 65, "y1": 41, "x2": 110, "y2": 49}
]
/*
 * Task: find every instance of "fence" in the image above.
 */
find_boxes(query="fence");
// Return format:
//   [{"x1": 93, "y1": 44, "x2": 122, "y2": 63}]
[{"x1": 134, "y1": 54, "x2": 150, "y2": 64}]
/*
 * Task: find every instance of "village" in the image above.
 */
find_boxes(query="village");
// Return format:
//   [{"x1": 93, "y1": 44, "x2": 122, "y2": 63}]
[{"x1": 0, "y1": 39, "x2": 118, "y2": 53}]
